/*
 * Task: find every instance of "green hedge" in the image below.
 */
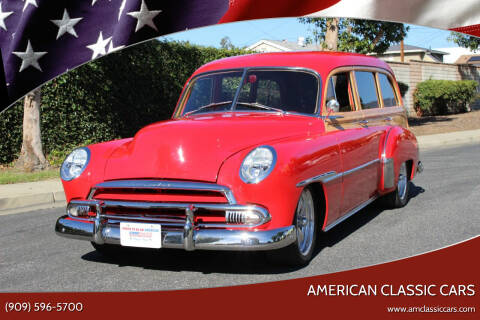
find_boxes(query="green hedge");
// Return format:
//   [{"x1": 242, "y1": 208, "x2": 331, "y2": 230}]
[
  {"x1": 0, "y1": 41, "x2": 248, "y2": 164},
  {"x1": 413, "y1": 79, "x2": 478, "y2": 116},
  {"x1": 397, "y1": 81, "x2": 409, "y2": 98}
]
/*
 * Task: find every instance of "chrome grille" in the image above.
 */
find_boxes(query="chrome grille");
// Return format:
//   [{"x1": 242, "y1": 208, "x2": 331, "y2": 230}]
[
  {"x1": 72, "y1": 180, "x2": 270, "y2": 229},
  {"x1": 88, "y1": 180, "x2": 236, "y2": 204}
]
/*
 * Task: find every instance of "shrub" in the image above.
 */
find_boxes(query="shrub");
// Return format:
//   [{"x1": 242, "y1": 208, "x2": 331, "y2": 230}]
[
  {"x1": 0, "y1": 40, "x2": 249, "y2": 164},
  {"x1": 397, "y1": 81, "x2": 409, "y2": 98},
  {"x1": 413, "y1": 79, "x2": 478, "y2": 116}
]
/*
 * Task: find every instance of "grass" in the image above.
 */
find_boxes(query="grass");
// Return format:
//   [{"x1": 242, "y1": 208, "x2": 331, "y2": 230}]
[{"x1": 0, "y1": 167, "x2": 59, "y2": 184}]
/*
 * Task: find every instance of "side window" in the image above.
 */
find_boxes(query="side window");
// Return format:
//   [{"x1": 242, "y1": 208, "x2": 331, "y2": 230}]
[
  {"x1": 185, "y1": 78, "x2": 213, "y2": 110},
  {"x1": 378, "y1": 73, "x2": 398, "y2": 107},
  {"x1": 326, "y1": 72, "x2": 355, "y2": 112},
  {"x1": 354, "y1": 71, "x2": 379, "y2": 109}
]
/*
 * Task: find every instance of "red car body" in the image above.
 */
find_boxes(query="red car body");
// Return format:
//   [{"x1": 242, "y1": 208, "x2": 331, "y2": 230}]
[{"x1": 56, "y1": 52, "x2": 422, "y2": 264}]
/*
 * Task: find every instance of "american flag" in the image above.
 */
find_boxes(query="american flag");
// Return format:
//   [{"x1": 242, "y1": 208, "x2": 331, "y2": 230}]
[
  {"x1": 0, "y1": 0, "x2": 229, "y2": 111},
  {"x1": 0, "y1": 0, "x2": 478, "y2": 113}
]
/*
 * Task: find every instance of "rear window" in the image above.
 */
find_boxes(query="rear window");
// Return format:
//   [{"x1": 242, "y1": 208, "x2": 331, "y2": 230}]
[
  {"x1": 378, "y1": 73, "x2": 397, "y2": 107},
  {"x1": 355, "y1": 71, "x2": 379, "y2": 109}
]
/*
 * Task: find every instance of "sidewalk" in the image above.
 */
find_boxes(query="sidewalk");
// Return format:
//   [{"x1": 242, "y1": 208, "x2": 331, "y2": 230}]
[
  {"x1": 0, "y1": 179, "x2": 65, "y2": 215},
  {"x1": 0, "y1": 129, "x2": 479, "y2": 214},
  {"x1": 417, "y1": 129, "x2": 480, "y2": 149}
]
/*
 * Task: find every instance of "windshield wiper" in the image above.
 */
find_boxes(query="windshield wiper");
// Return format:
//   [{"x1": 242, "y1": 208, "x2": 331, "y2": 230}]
[
  {"x1": 235, "y1": 102, "x2": 285, "y2": 114},
  {"x1": 184, "y1": 101, "x2": 232, "y2": 117}
]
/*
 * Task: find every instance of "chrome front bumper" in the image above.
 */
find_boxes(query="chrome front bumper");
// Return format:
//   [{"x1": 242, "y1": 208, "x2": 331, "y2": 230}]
[
  {"x1": 55, "y1": 216, "x2": 296, "y2": 251},
  {"x1": 56, "y1": 180, "x2": 296, "y2": 251}
]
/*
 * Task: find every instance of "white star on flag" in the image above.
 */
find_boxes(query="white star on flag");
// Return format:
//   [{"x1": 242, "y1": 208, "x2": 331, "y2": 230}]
[
  {"x1": 127, "y1": 0, "x2": 161, "y2": 32},
  {"x1": 22, "y1": 0, "x2": 38, "y2": 12},
  {"x1": 87, "y1": 31, "x2": 112, "y2": 60},
  {"x1": 0, "y1": 3, "x2": 13, "y2": 31},
  {"x1": 51, "y1": 9, "x2": 83, "y2": 39},
  {"x1": 108, "y1": 40, "x2": 125, "y2": 53},
  {"x1": 12, "y1": 40, "x2": 47, "y2": 72}
]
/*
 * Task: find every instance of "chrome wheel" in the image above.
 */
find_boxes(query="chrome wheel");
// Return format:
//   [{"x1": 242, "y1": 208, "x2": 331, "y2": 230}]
[
  {"x1": 397, "y1": 162, "x2": 408, "y2": 201},
  {"x1": 296, "y1": 189, "x2": 315, "y2": 256}
]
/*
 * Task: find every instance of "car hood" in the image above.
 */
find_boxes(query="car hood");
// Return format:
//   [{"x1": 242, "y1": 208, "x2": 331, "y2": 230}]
[{"x1": 104, "y1": 112, "x2": 321, "y2": 182}]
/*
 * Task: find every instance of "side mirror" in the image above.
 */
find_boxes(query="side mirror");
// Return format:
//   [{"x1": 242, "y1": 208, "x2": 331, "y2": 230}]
[{"x1": 326, "y1": 99, "x2": 340, "y2": 113}]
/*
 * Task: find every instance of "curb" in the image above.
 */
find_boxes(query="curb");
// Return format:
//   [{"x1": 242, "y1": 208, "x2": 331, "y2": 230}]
[{"x1": 0, "y1": 191, "x2": 66, "y2": 215}]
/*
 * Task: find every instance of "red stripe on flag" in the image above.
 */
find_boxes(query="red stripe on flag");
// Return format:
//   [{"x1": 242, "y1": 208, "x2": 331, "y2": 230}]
[
  {"x1": 451, "y1": 24, "x2": 480, "y2": 37},
  {"x1": 220, "y1": 0, "x2": 341, "y2": 22}
]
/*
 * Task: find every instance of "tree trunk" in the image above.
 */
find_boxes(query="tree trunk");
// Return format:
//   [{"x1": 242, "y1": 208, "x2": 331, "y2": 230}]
[
  {"x1": 15, "y1": 88, "x2": 47, "y2": 171},
  {"x1": 324, "y1": 18, "x2": 339, "y2": 51}
]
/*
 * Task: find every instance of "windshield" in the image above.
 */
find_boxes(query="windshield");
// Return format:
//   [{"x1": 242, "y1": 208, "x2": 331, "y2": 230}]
[{"x1": 179, "y1": 69, "x2": 319, "y2": 117}]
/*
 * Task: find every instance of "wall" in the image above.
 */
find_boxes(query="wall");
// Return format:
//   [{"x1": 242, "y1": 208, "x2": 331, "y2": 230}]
[{"x1": 387, "y1": 60, "x2": 480, "y2": 115}]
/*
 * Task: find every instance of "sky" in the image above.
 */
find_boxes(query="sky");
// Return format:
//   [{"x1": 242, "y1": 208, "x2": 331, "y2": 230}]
[{"x1": 160, "y1": 18, "x2": 458, "y2": 50}]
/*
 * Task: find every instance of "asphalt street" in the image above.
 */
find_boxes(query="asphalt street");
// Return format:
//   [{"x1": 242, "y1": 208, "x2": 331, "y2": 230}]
[{"x1": 1, "y1": 143, "x2": 479, "y2": 292}]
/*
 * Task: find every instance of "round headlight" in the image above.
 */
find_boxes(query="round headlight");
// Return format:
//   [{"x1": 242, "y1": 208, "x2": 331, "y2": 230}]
[
  {"x1": 60, "y1": 147, "x2": 90, "y2": 181},
  {"x1": 240, "y1": 146, "x2": 276, "y2": 184}
]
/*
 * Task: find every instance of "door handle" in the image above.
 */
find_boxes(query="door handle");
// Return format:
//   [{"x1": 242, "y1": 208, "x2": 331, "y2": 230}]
[
  {"x1": 357, "y1": 120, "x2": 369, "y2": 125},
  {"x1": 384, "y1": 117, "x2": 393, "y2": 122}
]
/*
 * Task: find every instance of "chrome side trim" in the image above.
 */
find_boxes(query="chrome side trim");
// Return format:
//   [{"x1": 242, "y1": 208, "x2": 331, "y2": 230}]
[
  {"x1": 297, "y1": 159, "x2": 380, "y2": 187},
  {"x1": 342, "y1": 159, "x2": 380, "y2": 177},
  {"x1": 88, "y1": 180, "x2": 237, "y2": 204},
  {"x1": 382, "y1": 158, "x2": 395, "y2": 189},
  {"x1": 55, "y1": 216, "x2": 297, "y2": 251},
  {"x1": 296, "y1": 171, "x2": 337, "y2": 187},
  {"x1": 382, "y1": 127, "x2": 394, "y2": 159},
  {"x1": 324, "y1": 196, "x2": 378, "y2": 232}
]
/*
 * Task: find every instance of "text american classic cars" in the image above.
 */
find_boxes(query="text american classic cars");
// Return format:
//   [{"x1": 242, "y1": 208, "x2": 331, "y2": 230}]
[{"x1": 55, "y1": 51, "x2": 422, "y2": 265}]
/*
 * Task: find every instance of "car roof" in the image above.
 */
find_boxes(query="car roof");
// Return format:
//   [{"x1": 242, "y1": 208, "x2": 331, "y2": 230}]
[{"x1": 192, "y1": 51, "x2": 394, "y2": 78}]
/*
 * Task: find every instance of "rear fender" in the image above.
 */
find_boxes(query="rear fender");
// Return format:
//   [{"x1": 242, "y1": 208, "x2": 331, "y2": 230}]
[{"x1": 379, "y1": 126, "x2": 419, "y2": 194}]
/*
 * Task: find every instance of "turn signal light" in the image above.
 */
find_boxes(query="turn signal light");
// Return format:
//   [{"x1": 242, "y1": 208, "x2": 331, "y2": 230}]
[
  {"x1": 67, "y1": 204, "x2": 94, "y2": 217},
  {"x1": 225, "y1": 210, "x2": 262, "y2": 225}
]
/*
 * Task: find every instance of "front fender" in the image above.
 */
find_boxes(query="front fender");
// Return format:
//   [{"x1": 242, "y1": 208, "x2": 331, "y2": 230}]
[
  {"x1": 217, "y1": 132, "x2": 341, "y2": 230},
  {"x1": 61, "y1": 138, "x2": 133, "y2": 202}
]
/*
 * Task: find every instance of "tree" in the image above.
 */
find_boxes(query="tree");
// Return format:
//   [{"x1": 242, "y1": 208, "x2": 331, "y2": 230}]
[
  {"x1": 15, "y1": 88, "x2": 48, "y2": 171},
  {"x1": 449, "y1": 33, "x2": 480, "y2": 52},
  {"x1": 220, "y1": 36, "x2": 234, "y2": 50},
  {"x1": 299, "y1": 18, "x2": 409, "y2": 54}
]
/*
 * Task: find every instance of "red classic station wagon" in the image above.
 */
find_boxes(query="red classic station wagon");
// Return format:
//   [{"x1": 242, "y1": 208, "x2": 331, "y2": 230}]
[{"x1": 55, "y1": 52, "x2": 422, "y2": 265}]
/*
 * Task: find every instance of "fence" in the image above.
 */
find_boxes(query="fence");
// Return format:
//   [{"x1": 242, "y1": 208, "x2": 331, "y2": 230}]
[{"x1": 387, "y1": 60, "x2": 480, "y2": 115}]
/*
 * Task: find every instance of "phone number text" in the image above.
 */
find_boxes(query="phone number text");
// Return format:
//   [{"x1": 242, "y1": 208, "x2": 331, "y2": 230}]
[{"x1": 5, "y1": 302, "x2": 84, "y2": 312}]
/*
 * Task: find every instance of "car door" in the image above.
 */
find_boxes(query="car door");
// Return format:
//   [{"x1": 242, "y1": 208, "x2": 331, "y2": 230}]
[{"x1": 324, "y1": 69, "x2": 378, "y2": 220}]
